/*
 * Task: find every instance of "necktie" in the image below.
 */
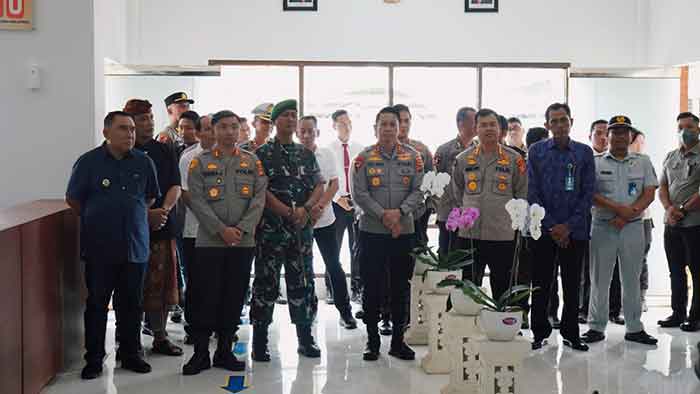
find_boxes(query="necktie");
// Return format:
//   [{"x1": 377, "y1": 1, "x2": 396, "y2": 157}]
[{"x1": 343, "y1": 143, "x2": 350, "y2": 194}]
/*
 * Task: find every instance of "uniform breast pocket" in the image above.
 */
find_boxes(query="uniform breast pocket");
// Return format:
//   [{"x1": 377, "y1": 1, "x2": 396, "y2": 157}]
[
  {"x1": 395, "y1": 167, "x2": 415, "y2": 189},
  {"x1": 492, "y1": 175, "x2": 512, "y2": 195},
  {"x1": 127, "y1": 172, "x2": 146, "y2": 197},
  {"x1": 597, "y1": 173, "x2": 617, "y2": 194},
  {"x1": 204, "y1": 178, "x2": 226, "y2": 202},
  {"x1": 464, "y1": 171, "x2": 482, "y2": 195},
  {"x1": 366, "y1": 167, "x2": 386, "y2": 188}
]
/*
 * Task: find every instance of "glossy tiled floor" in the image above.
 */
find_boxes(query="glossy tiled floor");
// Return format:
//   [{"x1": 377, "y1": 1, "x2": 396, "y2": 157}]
[{"x1": 43, "y1": 301, "x2": 700, "y2": 394}]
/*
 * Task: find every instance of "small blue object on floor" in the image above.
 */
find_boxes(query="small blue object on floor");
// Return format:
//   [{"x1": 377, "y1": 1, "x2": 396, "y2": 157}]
[
  {"x1": 233, "y1": 342, "x2": 247, "y2": 355},
  {"x1": 221, "y1": 375, "x2": 248, "y2": 393}
]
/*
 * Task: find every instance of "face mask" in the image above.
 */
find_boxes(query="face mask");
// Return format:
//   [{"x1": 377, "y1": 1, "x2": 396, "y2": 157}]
[{"x1": 680, "y1": 128, "x2": 699, "y2": 146}]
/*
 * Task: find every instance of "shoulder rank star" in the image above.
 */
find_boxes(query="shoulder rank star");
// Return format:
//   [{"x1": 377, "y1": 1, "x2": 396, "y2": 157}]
[
  {"x1": 256, "y1": 160, "x2": 264, "y2": 176},
  {"x1": 516, "y1": 157, "x2": 526, "y2": 174},
  {"x1": 189, "y1": 158, "x2": 199, "y2": 171}
]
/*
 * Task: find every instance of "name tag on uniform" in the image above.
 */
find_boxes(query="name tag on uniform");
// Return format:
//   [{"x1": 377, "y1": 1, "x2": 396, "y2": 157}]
[
  {"x1": 465, "y1": 166, "x2": 480, "y2": 172},
  {"x1": 496, "y1": 166, "x2": 510, "y2": 173},
  {"x1": 565, "y1": 163, "x2": 575, "y2": 192},
  {"x1": 600, "y1": 170, "x2": 613, "y2": 175},
  {"x1": 236, "y1": 169, "x2": 253, "y2": 175}
]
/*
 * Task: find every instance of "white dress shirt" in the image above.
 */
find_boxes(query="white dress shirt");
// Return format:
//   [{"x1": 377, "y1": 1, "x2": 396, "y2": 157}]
[
  {"x1": 327, "y1": 138, "x2": 364, "y2": 202},
  {"x1": 313, "y1": 147, "x2": 339, "y2": 229},
  {"x1": 179, "y1": 143, "x2": 204, "y2": 238}
]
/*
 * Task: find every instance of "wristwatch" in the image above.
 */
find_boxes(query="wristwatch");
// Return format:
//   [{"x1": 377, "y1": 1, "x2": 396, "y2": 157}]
[{"x1": 680, "y1": 204, "x2": 688, "y2": 215}]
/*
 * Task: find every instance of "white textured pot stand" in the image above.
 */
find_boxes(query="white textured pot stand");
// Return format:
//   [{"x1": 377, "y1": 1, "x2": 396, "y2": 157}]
[
  {"x1": 476, "y1": 335, "x2": 530, "y2": 394},
  {"x1": 420, "y1": 292, "x2": 451, "y2": 374},
  {"x1": 440, "y1": 312, "x2": 482, "y2": 394},
  {"x1": 405, "y1": 274, "x2": 428, "y2": 345}
]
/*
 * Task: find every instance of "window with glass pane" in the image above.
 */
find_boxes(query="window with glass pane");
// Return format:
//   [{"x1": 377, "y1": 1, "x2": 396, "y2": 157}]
[
  {"x1": 195, "y1": 66, "x2": 299, "y2": 121},
  {"x1": 481, "y1": 68, "x2": 567, "y2": 132},
  {"x1": 303, "y1": 66, "x2": 390, "y2": 149},
  {"x1": 393, "y1": 67, "x2": 478, "y2": 153}
]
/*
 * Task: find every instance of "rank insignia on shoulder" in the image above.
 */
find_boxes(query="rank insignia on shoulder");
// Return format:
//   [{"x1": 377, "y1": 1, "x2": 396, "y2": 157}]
[
  {"x1": 256, "y1": 160, "x2": 264, "y2": 176},
  {"x1": 516, "y1": 157, "x2": 526, "y2": 175},
  {"x1": 354, "y1": 155, "x2": 366, "y2": 169},
  {"x1": 189, "y1": 158, "x2": 199, "y2": 171}
]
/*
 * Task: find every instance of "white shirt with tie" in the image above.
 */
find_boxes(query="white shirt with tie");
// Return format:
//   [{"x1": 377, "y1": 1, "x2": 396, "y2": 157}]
[{"x1": 328, "y1": 139, "x2": 364, "y2": 202}]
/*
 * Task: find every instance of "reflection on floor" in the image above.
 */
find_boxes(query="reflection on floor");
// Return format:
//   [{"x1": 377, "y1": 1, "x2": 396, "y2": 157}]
[{"x1": 44, "y1": 304, "x2": 700, "y2": 394}]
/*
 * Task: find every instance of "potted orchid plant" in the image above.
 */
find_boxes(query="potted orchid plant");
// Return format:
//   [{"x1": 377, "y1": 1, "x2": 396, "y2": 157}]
[
  {"x1": 439, "y1": 199, "x2": 545, "y2": 340},
  {"x1": 419, "y1": 170, "x2": 451, "y2": 213},
  {"x1": 410, "y1": 207, "x2": 479, "y2": 295}
]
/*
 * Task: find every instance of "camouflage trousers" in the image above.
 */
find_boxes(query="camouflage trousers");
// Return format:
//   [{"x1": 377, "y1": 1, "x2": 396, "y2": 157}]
[{"x1": 250, "y1": 223, "x2": 317, "y2": 326}]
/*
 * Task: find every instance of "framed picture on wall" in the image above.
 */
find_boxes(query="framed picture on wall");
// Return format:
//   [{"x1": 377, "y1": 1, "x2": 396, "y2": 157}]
[
  {"x1": 465, "y1": 0, "x2": 499, "y2": 13},
  {"x1": 284, "y1": 0, "x2": 318, "y2": 11}
]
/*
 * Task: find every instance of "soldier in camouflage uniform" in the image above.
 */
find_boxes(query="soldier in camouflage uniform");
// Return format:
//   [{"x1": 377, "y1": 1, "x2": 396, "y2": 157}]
[
  {"x1": 250, "y1": 99, "x2": 325, "y2": 361},
  {"x1": 351, "y1": 106, "x2": 425, "y2": 361},
  {"x1": 183, "y1": 110, "x2": 267, "y2": 375}
]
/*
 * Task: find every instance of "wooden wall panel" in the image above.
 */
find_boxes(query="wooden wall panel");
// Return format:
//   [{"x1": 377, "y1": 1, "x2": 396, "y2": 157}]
[
  {"x1": 0, "y1": 228, "x2": 22, "y2": 394},
  {"x1": 21, "y1": 215, "x2": 62, "y2": 394}
]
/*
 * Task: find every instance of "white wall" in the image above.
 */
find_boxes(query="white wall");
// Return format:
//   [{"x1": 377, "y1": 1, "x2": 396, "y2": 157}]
[
  {"x1": 124, "y1": 0, "x2": 650, "y2": 68},
  {"x1": 648, "y1": 0, "x2": 700, "y2": 67},
  {"x1": 0, "y1": 1, "x2": 96, "y2": 209}
]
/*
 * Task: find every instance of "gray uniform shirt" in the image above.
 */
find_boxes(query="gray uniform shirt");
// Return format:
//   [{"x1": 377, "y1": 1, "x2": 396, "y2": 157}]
[
  {"x1": 451, "y1": 144, "x2": 528, "y2": 241},
  {"x1": 188, "y1": 147, "x2": 267, "y2": 247},
  {"x1": 434, "y1": 137, "x2": 473, "y2": 221},
  {"x1": 593, "y1": 152, "x2": 658, "y2": 223},
  {"x1": 351, "y1": 143, "x2": 425, "y2": 235},
  {"x1": 661, "y1": 143, "x2": 700, "y2": 227}
]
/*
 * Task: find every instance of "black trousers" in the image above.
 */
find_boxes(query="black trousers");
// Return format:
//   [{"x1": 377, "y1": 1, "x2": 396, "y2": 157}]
[
  {"x1": 414, "y1": 209, "x2": 431, "y2": 247},
  {"x1": 437, "y1": 220, "x2": 455, "y2": 259},
  {"x1": 664, "y1": 225, "x2": 700, "y2": 320},
  {"x1": 182, "y1": 237, "x2": 196, "y2": 335},
  {"x1": 186, "y1": 247, "x2": 254, "y2": 339},
  {"x1": 333, "y1": 202, "x2": 361, "y2": 295},
  {"x1": 84, "y1": 262, "x2": 146, "y2": 364},
  {"x1": 314, "y1": 222, "x2": 352, "y2": 315},
  {"x1": 455, "y1": 237, "x2": 515, "y2": 302},
  {"x1": 359, "y1": 231, "x2": 414, "y2": 333},
  {"x1": 531, "y1": 235, "x2": 585, "y2": 342},
  {"x1": 517, "y1": 236, "x2": 533, "y2": 312}
]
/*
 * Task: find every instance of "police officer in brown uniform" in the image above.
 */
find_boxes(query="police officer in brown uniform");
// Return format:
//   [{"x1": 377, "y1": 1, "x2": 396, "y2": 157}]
[
  {"x1": 451, "y1": 108, "x2": 528, "y2": 300},
  {"x1": 183, "y1": 110, "x2": 267, "y2": 375},
  {"x1": 351, "y1": 106, "x2": 425, "y2": 361}
]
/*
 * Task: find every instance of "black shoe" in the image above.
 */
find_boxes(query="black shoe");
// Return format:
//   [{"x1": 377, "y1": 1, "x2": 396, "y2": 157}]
[
  {"x1": 388, "y1": 342, "x2": 415, "y2": 360},
  {"x1": 121, "y1": 356, "x2": 152, "y2": 373},
  {"x1": 115, "y1": 343, "x2": 145, "y2": 362},
  {"x1": 297, "y1": 342, "x2": 321, "y2": 358},
  {"x1": 182, "y1": 352, "x2": 211, "y2": 375},
  {"x1": 355, "y1": 310, "x2": 365, "y2": 319},
  {"x1": 563, "y1": 338, "x2": 589, "y2": 352},
  {"x1": 184, "y1": 334, "x2": 194, "y2": 345},
  {"x1": 251, "y1": 347, "x2": 271, "y2": 362},
  {"x1": 171, "y1": 307, "x2": 183, "y2": 323},
  {"x1": 325, "y1": 294, "x2": 335, "y2": 305},
  {"x1": 658, "y1": 314, "x2": 685, "y2": 328},
  {"x1": 625, "y1": 330, "x2": 658, "y2": 345},
  {"x1": 379, "y1": 321, "x2": 393, "y2": 336},
  {"x1": 142, "y1": 326, "x2": 154, "y2": 337},
  {"x1": 340, "y1": 313, "x2": 358, "y2": 329},
  {"x1": 582, "y1": 329, "x2": 605, "y2": 343},
  {"x1": 531, "y1": 338, "x2": 548, "y2": 350},
  {"x1": 213, "y1": 351, "x2": 246, "y2": 371},
  {"x1": 609, "y1": 315, "x2": 625, "y2": 325},
  {"x1": 81, "y1": 363, "x2": 103, "y2": 380},
  {"x1": 549, "y1": 316, "x2": 561, "y2": 330},
  {"x1": 578, "y1": 314, "x2": 588, "y2": 324},
  {"x1": 276, "y1": 297, "x2": 288, "y2": 305},
  {"x1": 152, "y1": 339, "x2": 184, "y2": 356},
  {"x1": 681, "y1": 320, "x2": 700, "y2": 332},
  {"x1": 363, "y1": 345, "x2": 380, "y2": 361}
]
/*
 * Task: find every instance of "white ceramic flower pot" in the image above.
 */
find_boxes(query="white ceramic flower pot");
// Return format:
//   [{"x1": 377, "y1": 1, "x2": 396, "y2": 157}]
[
  {"x1": 423, "y1": 270, "x2": 462, "y2": 294},
  {"x1": 413, "y1": 260, "x2": 432, "y2": 276},
  {"x1": 479, "y1": 310, "x2": 521, "y2": 341},
  {"x1": 450, "y1": 287, "x2": 484, "y2": 316}
]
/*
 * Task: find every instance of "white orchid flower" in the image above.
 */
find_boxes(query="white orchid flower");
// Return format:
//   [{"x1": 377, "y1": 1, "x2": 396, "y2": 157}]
[
  {"x1": 420, "y1": 171, "x2": 436, "y2": 193},
  {"x1": 528, "y1": 203, "x2": 546, "y2": 240},
  {"x1": 505, "y1": 198, "x2": 529, "y2": 232},
  {"x1": 433, "y1": 173, "x2": 451, "y2": 197}
]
